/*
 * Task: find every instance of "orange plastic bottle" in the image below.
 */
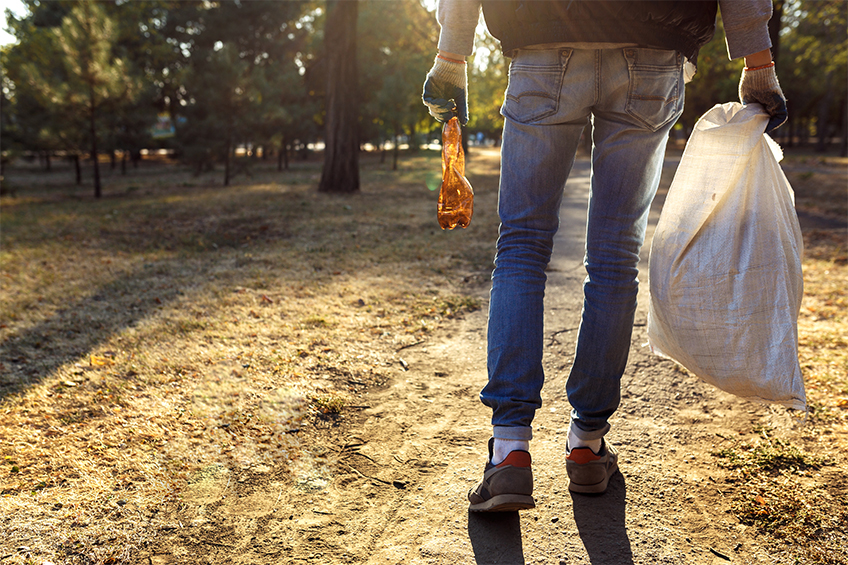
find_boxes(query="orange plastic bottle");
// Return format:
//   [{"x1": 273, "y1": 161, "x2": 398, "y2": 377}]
[{"x1": 438, "y1": 117, "x2": 473, "y2": 230}]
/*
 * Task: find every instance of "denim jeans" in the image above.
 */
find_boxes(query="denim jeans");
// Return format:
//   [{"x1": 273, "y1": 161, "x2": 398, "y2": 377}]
[{"x1": 484, "y1": 47, "x2": 685, "y2": 442}]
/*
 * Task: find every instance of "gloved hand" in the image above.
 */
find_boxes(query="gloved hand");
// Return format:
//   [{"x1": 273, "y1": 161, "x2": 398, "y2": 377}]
[
  {"x1": 739, "y1": 64, "x2": 788, "y2": 135},
  {"x1": 423, "y1": 55, "x2": 468, "y2": 126}
]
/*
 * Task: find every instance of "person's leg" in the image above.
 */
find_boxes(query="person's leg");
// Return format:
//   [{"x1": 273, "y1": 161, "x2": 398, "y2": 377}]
[
  {"x1": 482, "y1": 48, "x2": 594, "y2": 448},
  {"x1": 484, "y1": 118, "x2": 583, "y2": 447},
  {"x1": 567, "y1": 48, "x2": 685, "y2": 442},
  {"x1": 469, "y1": 49, "x2": 599, "y2": 512}
]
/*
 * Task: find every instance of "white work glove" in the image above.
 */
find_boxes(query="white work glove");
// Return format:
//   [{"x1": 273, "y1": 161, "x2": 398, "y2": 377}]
[
  {"x1": 422, "y1": 55, "x2": 468, "y2": 125},
  {"x1": 739, "y1": 64, "x2": 788, "y2": 135}
]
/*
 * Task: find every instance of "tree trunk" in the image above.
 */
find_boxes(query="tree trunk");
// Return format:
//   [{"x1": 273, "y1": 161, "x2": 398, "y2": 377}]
[
  {"x1": 318, "y1": 0, "x2": 359, "y2": 193},
  {"x1": 45, "y1": 151, "x2": 51, "y2": 172},
  {"x1": 392, "y1": 126, "x2": 399, "y2": 171},
  {"x1": 278, "y1": 135, "x2": 288, "y2": 171},
  {"x1": 816, "y1": 73, "x2": 834, "y2": 153},
  {"x1": 74, "y1": 154, "x2": 82, "y2": 185},
  {"x1": 407, "y1": 122, "x2": 418, "y2": 153},
  {"x1": 768, "y1": 0, "x2": 784, "y2": 64},
  {"x1": 121, "y1": 150, "x2": 127, "y2": 175},
  {"x1": 90, "y1": 87, "x2": 102, "y2": 198},
  {"x1": 840, "y1": 98, "x2": 847, "y2": 158},
  {"x1": 110, "y1": 150, "x2": 116, "y2": 170},
  {"x1": 224, "y1": 137, "x2": 232, "y2": 186}
]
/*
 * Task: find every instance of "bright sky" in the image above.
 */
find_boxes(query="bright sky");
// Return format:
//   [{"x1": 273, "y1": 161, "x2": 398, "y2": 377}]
[{"x1": 1, "y1": 0, "x2": 26, "y2": 46}]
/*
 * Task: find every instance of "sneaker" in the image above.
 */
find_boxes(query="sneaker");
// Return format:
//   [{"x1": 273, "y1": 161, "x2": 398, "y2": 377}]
[
  {"x1": 467, "y1": 438, "x2": 535, "y2": 512},
  {"x1": 566, "y1": 440, "x2": 619, "y2": 494}
]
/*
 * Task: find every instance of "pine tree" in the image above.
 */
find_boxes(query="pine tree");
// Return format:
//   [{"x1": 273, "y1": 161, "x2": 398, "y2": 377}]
[{"x1": 20, "y1": 0, "x2": 133, "y2": 197}]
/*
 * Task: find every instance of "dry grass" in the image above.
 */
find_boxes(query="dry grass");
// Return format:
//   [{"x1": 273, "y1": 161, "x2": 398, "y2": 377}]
[
  {"x1": 712, "y1": 430, "x2": 847, "y2": 565},
  {"x1": 786, "y1": 154, "x2": 848, "y2": 427},
  {"x1": 0, "y1": 147, "x2": 844, "y2": 564},
  {"x1": 784, "y1": 154, "x2": 848, "y2": 221},
  {"x1": 0, "y1": 150, "x2": 499, "y2": 564},
  {"x1": 797, "y1": 230, "x2": 848, "y2": 421}
]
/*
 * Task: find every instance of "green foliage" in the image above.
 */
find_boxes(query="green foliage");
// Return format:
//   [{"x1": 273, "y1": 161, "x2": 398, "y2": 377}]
[
  {"x1": 16, "y1": 1, "x2": 138, "y2": 194},
  {"x1": 683, "y1": 1, "x2": 847, "y2": 143},
  {"x1": 2, "y1": 0, "x2": 146, "y2": 191},
  {"x1": 2, "y1": 5, "x2": 73, "y2": 157},
  {"x1": 172, "y1": 1, "x2": 317, "y2": 181},
  {"x1": 3, "y1": 0, "x2": 845, "y2": 179},
  {"x1": 778, "y1": 0, "x2": 847, "y2": 146},
  {"x1": 358, "y1": 0, "x2": 438, "y2": 163},
  {"x1": 467, "y1": 29, "x2": 507, "y2": 140},
  {"x1": 177, "y1": 42, "x2": 251, "y2": 175}
]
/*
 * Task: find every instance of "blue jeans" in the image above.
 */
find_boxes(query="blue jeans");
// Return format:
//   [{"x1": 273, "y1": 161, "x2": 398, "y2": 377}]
[{"x1": 484, "y1": 48, "x2": 685, "y2": 442}]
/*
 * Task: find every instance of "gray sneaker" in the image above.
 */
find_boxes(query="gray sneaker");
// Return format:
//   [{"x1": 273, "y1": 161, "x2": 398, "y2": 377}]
[
  {"x1": 468, "y1": 438, "x2": 535, "y2": 512},
  {"x1": 566, "y1": 440, "x2": 619, "y2": 494}
]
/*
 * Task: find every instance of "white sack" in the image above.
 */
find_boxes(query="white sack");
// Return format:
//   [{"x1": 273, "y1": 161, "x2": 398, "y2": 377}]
[{"x1": 647, "y1": 102, "x2": 806, "y2": 410}]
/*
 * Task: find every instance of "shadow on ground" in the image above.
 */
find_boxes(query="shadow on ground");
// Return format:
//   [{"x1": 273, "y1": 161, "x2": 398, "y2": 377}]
[
  {"x1": 0, "y1": 259, "x2": 185, "y2": 402},
  {"x1": 468, "y1": 510, "x2": 525, "y2": 564},
  {"x1": 572, "y1": 472, "x2": 633, "y2": 565}
]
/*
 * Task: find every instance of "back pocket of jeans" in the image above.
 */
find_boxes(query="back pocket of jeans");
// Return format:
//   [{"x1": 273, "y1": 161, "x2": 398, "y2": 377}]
[
  {"x1": 502, "y1": 50, "x2": 569, "y2": 124},
  {"x1": 624, "y1": 48, "x2": 683, "y2": 132}
]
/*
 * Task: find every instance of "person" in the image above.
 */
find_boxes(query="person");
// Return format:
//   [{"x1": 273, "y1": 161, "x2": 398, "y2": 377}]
[{"x1": 422, "y1": 0, "x2": 787, "y2": 512}]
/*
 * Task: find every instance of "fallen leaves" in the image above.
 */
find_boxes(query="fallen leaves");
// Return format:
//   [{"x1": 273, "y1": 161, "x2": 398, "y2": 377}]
[{"x1": 90, "y1": 353, "x2": 116, "y2": 366}]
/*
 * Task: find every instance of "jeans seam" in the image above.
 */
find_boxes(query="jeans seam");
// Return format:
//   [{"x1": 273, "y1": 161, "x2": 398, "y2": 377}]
[{"x1": 594, "y1": 50, "x2": 600, "y2": 108}]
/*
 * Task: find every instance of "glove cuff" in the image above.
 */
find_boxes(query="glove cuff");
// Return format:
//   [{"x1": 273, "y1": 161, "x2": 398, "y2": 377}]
[
  {"x1": 427, "y1": 56, "x2": 467, "y2": 89},
  {"x1": 739, "y1": 65, "x2": 784, "y2": 102}
]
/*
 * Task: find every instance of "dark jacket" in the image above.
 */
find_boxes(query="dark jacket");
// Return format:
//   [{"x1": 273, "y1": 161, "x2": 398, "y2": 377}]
[{"x1": 481, "y1": 1, "x2": 717, "y2": 62}]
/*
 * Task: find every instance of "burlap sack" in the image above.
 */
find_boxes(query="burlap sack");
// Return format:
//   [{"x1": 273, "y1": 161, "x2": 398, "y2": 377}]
[{"x1": 648, "y1": 102, "x2": 806, "y2": 410}]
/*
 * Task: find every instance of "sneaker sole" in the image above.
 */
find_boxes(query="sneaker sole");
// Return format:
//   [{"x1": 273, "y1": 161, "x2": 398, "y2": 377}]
[
  {"x1": 567, "y1": 460, "x2": 619, "y2": 494},
  {"x1": 468, "y1": 493, "x2": 536, "y2": 512}
]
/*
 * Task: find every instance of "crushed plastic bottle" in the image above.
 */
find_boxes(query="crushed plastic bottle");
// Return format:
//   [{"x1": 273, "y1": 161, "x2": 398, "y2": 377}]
[{"x1": 437, "y1": 117, "x2": 473, "y2": 230}]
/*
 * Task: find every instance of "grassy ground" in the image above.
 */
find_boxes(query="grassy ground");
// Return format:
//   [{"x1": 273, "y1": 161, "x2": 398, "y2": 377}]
[
  {"x1": 0, "y1": 147, "x2": 845, "y2": 564},
  {"x1": 0, "y1": 151, "x2": 501, "y2": 564},
  {"x1": 785, "y1": 152, "x2": 848, "y2": 420}
]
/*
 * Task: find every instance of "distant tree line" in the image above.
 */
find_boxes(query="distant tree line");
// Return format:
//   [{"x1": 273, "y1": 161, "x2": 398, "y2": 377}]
[
  {"x1": 1, "y1": 0, "x2": 437, "y2": 194},
  {"x1": 679, "y1": 0, "x2": 847, "y2": 156},
  {"x1": 1, "y1": 0, "x2": 845, "y2": 197}
]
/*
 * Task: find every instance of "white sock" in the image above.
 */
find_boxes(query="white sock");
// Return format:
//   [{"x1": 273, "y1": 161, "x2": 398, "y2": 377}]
[
  {"x1": 568, "y1": 426, "x2": 601, "y2": 454},
  {"x1": 492, "y1": 438, "x2": 530, "y2": 465}
]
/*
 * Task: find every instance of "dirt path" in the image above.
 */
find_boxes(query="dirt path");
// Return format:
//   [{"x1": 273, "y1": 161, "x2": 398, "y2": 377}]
[{"x1": 135, "y1": 154, "x2": 834, "y2": 565}]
